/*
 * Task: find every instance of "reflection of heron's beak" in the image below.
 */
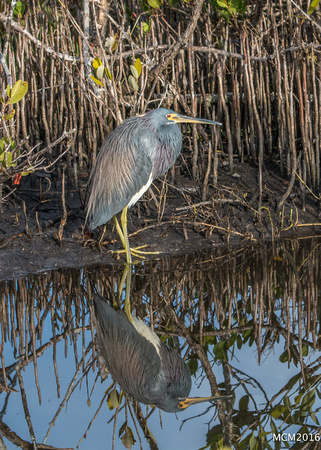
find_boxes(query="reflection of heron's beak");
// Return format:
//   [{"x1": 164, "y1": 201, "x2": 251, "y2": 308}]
[
  {"x1": 169, "y1": 113, "x2": 222, "y2": 126},
  {"x1": 178, "y1": 394, "x2": 232, "y2": 409}
]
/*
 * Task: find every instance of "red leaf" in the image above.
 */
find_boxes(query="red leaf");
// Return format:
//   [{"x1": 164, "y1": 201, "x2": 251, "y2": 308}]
[{"x1": 13, "y1": 173, "x2": 22, "y2": 185}]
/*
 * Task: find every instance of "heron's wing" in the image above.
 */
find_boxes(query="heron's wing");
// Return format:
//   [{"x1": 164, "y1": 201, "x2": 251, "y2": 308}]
[
  {"x1": 86, "y1": 118, "x2": 157, "y2": 229},
  {"x1": 93, "y1": 294, "x2": 166, "y2": 405}
]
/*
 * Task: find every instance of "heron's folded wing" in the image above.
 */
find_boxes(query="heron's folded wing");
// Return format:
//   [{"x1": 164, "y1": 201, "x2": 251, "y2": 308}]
[
  {"x1": 87, "y1": 119, "x2": 157, "y2": 229},
  {"x1": 93, "y1": 294, "x2": 166, "y2": 405}
]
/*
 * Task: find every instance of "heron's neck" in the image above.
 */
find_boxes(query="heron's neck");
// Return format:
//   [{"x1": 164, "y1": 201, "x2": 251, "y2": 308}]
[{"x1": 152, "y1": 124, "x2": 182, "y2": 179}]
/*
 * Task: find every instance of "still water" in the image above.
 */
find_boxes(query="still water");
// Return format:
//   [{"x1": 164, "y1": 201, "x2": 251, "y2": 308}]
[{"x1": 0, "y1": 238, "x2": 320, "y2": 449}]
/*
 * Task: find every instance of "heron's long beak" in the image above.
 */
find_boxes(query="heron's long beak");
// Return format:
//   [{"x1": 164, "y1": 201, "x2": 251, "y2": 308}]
[
  {"x1": 178, "y1": 394, "x2": 232, "y2": 410},
  {"x1": 168, "y1": 113, "x2": 222, "y2": 127}
]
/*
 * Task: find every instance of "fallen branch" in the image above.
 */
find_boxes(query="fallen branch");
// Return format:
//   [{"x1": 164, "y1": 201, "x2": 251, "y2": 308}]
[
  {"x1": 175, "y1": 198, "x2": 242, "y2": 211},
  {"x1": 0, "y1": 420, "x2": 72, "y2": 450},
  {"x1": 0, "y1": 12, "x2": 79, "y2": 62}
]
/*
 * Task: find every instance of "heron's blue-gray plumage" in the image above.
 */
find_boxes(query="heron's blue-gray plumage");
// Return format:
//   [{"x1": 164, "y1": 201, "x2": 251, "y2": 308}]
[
  {"x1": 93, "y1": 293, "x2": 191, "y2": 412},
  {"x1": 86, "y1": 109, "x2": 182, "y2": 230}
]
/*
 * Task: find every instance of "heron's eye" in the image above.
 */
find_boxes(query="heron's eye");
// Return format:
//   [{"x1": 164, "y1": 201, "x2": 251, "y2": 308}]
[{"x1": 178, "y1": 403, "x2": 184, "y2": 409}]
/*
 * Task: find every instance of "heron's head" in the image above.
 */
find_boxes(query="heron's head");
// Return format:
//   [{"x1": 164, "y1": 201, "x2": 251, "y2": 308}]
[
  {"x1": 158, "y1": 394, "x2": 232, "y2": 413},
  {"x1": 143, "y1": 108, "x2": 222, "y2": 129},
  {"x1": 177, "y1": 394, "x2": 232, "y2": 411}
]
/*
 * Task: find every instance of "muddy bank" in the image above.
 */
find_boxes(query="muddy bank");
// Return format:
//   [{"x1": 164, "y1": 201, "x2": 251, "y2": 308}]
[{"x1": 1, "y1": 162, "x2": 321, "y2": 281}]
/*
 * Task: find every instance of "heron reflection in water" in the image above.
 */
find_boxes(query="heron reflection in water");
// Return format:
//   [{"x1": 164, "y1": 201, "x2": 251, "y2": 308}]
[
  {"x1": 93, "y1": 290, "x2": 230, "y2": 413},
  {"x1": 86, "y1": 108, "x2": 221, "y2": 263}
]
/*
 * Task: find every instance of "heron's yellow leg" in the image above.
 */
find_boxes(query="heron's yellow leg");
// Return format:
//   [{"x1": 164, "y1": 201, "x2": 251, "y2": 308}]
[
  {"x1": 112, "y1": 213, "x2": 134, "y2": 263},
  {"x1": 123, "y1": 264, "x2": 133, "y2": 323},
  {"x1": 112, "y1": 206, "x2": 159, "y2": 262},
  {"x1": 115, "y1": 245, "x2": 160, "y2": 259},
  {"x1": 112, "y1": 215, "x2": 126, "y2": 248},
  {"x1": 121, "y1": 207, "x2": 159, "y2": 257},
  {"x1": 120, "y1": 206, "x2": 132, "y2": 264}
]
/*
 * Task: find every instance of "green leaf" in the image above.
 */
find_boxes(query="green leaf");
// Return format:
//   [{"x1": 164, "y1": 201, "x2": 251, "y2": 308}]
[
  {"x1": 187, "y1": 358, "x2": 198, "y2": 376},
  {"x1": 270, "y1": 418, "x2": 277, "y2": 435},
  {"x1": 249, "y1": 433, "x2": 257, "y2": 450},
  {"x1": 302, "y1": 345, "x2": 308, "y2": 356},
  {"x1": 258, "y1": 431, "x2": 270, "y2": 438},
  {"x1": 295, "y1": 393, "x2": 303, "y2": 405},
  {"x1": 105, "y1": 67, "x2": 112, "y2": 80},
  {"x1": 142, "y1": 22, "x2": 150, "y2": 33},
  {"x1": 279, "y1": 350, "x2": 289, "y2": 363},
  {"x1": 6, "y1": 85, "x2": 11, "y2": 97},
  {"x1": 206, "y1": 424, "x2": 223, "y2": 445},
  {"x1": 108, "y1": 388, "x2": 120, "y2": 409},
  {"x1": 270, "y1": 405, "x2": 287, "y2": 418},
  {"x1": 90, "y1": 75, "x2": 103, "y2": 86},
  {"x1": 147, "y1": 0, "x2": 162, "y2": 8},
  {"x1": 220, "y1": 9, "x2": 231, "y2": 20},
  {"x1": 213, "y1": 339, "x2": 227, "y2": 361},
  {"x1": 14, "y1": 1, "x2": 25, "y2": 17},
  {"x1": 284, "y1": 372, "x2": 301, "y2": 390},
  {"x1": 308, "y1": 0, "x2": 320, "y2": 15},
  {"x1": 8, "y1": 80, "x2": 28, "y2": 105},
  {"x1": 134, "y1": 58, "x2": 142, "y2": 77},
  {"x1": 1, "y1": 151, "x2": 12, "y2": 168},
  {"x1": 130, "y1": 65, "x2": 139, "y2": 80},
  {"x1": 300, "y1": 389, "x2": 315, "y2": 411},
  {"x1": 93, "y1": 57, "x2": 102, "y2": 70},
  {"x1": 311, "y1": 411, "x2": 320, "y2": 425},
  {"x1": 0, "y1": 136, "x2": 15, "y2": 153},
  {"x1": 284, "y1": 395, "x2": 291, "y2": 410},
  {"x1": 4, "y1": 110, "x2": 15, "y2": 120},
  {"x1": 128, "y1": 75, "x2": 138, "y2": 92},
  {"x1": 96, "y1": 65, "x2": 105, "y2": 80},
  {"x1": 239, "y1": 395, "x2": 249, "y2": 411},
  {"x1": 217, "y1": 0, "x2": 228, "y2": 8}
]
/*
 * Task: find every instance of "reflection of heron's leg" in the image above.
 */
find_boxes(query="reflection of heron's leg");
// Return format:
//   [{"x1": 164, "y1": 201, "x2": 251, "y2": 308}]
[
  {"x1": 124, "y1": 264, "x2": 132, "y2": 323},
  {"x1": 116, "y1": 264, "x2": 132, "y2": 322},
  {"x1": 117, "y1": 263, "x2": 131, "y2": 304}
]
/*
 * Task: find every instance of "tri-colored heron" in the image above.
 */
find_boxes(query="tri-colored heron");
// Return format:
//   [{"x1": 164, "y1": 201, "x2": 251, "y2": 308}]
[
  {"x1": 93, "y1": 293, "x2": 230, "y2": 413},
  {"x1": 86, "y1": 108, "x2": 221, "y2": 262}
]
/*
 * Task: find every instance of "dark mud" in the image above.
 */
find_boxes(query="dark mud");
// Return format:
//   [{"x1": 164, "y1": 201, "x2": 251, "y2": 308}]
[{"x1": 1, "y1": 162, "x2": 321, "y2": 281}]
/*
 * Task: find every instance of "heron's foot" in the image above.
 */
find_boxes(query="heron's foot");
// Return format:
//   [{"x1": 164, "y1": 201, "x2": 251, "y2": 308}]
[{"x1": 112, "y1": 245, "x2": 159, "y2": 259}]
